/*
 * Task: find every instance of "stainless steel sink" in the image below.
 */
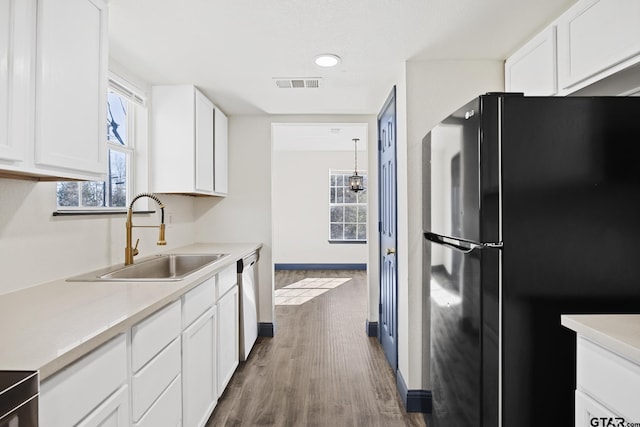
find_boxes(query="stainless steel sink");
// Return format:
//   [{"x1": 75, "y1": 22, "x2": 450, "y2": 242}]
[{"x1": 67, "y1": 253, "x2": 228, "y2": 282}]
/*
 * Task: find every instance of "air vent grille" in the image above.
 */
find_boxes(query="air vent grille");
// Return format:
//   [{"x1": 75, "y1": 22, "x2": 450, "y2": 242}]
[{"x1": 274, "y1": 78, "x2": 322, "y2": 89}]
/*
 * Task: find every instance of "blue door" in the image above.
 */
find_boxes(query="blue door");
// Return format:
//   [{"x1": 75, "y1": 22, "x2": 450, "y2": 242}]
[{"x1": 378, "y1": 87, "x2": 397, "y2": 370}]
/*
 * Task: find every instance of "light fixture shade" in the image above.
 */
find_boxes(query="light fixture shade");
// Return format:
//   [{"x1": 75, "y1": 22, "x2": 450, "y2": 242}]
[
  {"x1": 315, "y1": 54, "x2": 341, "y2": 67},
  {"x1": 349, "y1": 173, "x2": 364, "y2": 192}
]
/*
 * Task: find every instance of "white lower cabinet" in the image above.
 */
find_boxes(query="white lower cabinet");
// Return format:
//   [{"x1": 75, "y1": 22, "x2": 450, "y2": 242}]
[
  {"x1": 40, "y1": 334, "x2": 128, "y2": 427},
  {"x1": 39, "y1": 264, "x2": 243, "y2": 427},
  {"x1": 217, "y1": 284, "x2": 239, "y2": 397},
  {"x1": 182, "y1": 306, "x2": 217, "y2": 427},
  {"x1": 573, "y1": 336, "x2": 640, "y2": 426}
]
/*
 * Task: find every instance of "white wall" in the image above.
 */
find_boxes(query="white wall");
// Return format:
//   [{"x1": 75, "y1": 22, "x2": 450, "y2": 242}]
[
  {"x1": 394, "y1": 59, "x2": 504, "y2": 391},
  {"x1": 272, "y1": 150, "x2": 367, "y2": 265}
]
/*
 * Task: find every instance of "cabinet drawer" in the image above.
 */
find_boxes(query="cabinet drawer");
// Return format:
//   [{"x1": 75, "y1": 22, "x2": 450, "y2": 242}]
[
  {"x1": 134, "y1": 375, "x2": 182, "y2": 427},
  {"x1": 183, "y1": 276, "x2": 215, "y2": 328},
  {"x1": 575, "y1": 389, "x2": 620, "y2": 427},
  {"x1": 217, "y1": 264, "x2": 237, "y2": 299},
  {"x1": 577, "y1": 336, "x2": 640, "y2": 421},
  {"x1": 76, "y1": 385, "x2": 129, "y2": 427},
  {"x1": 132, "y1": 300, "x2": 181, "y2": 372},
  {"x1": 132, "y1": 337, "x2": 181, "y2": 422},
  {"x1": 40, "y1": 334, "x2": 127, "y2": 427}
]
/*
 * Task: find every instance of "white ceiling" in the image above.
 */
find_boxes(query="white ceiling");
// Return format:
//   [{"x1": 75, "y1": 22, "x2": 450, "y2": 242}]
[{"x1": 108, "y1": 0, "x2": 576, "y2": 116}]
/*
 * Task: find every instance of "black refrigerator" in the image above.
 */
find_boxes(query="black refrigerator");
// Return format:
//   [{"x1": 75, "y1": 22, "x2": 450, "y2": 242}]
[{"x1": 423, "y1": 93, "x2": 640, "y2": 427}]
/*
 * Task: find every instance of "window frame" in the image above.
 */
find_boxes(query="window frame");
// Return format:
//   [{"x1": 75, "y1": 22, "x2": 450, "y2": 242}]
[
  {"x1": 55, "y1": 73, "x2": 145, "y2": 213},
  {"x1": 328, "y1": 169, "x2": 368, "y2": 244}
]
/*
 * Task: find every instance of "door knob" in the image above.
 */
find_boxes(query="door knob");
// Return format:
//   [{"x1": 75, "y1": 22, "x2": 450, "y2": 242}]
[{"x1": 386, "y1": 248, "x2": 396, "y2": 255}]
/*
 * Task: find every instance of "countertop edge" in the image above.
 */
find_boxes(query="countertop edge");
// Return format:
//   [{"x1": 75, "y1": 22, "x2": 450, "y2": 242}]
[{"x1": 561, "y1": 314, "x2": 640, "y2": 365}]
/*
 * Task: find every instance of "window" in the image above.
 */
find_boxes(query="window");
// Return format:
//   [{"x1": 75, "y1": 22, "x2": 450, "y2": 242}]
[
  {"x1": 329, "y1": 170, "x2": 367, "y2": 242},
  {"x1": 56, "y1": 76, "x2": 144, "y2": 210}
]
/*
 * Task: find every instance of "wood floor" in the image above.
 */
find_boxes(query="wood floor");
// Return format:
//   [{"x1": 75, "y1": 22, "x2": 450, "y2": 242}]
[{"x1": 205, "y1": 270, "x2": 426, "y2": 427}]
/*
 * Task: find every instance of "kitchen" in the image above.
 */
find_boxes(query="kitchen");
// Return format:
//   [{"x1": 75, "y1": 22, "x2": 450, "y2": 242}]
[{"x1": 2, "y1": 0, "x2": 640, "y2": 426}]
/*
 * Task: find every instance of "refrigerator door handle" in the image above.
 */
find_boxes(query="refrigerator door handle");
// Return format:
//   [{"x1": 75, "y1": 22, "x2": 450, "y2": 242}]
[{"x1": 424, "y1": 231, "x2": 503, "y2": 253}]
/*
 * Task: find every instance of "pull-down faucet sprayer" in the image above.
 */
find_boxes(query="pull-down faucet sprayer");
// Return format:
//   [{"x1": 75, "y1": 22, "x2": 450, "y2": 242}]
[{"x1": 125, "y1": 193, "x2": 167, "y2": 266}]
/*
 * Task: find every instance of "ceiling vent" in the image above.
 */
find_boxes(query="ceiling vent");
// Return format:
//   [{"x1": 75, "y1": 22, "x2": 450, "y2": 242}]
[{"x1": 274, "y1": 78, "x2": 322, "y2": 89}]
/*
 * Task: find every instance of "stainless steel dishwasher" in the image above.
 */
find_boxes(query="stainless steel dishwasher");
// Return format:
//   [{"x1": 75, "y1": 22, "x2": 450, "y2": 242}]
[{"x1": 237, "y1": 251, "x2": 259, "y2": 361}]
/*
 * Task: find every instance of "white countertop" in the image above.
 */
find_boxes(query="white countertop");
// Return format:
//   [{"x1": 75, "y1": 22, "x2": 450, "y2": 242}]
[
  {"x1": 0, "y1": 242, "x2": 261, "y2": 380},
  {"x1": 561, "y1": 314, "x2": 640, "y2": 364}
]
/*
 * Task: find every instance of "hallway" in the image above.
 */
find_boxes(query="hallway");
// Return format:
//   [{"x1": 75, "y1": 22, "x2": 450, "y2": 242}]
[{"x1": 206, "y1": 270, "x2": 426, "y2": 426}]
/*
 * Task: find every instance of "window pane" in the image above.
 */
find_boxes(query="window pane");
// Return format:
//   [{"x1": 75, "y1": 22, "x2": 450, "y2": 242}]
[
  {"x1": 57, "y1": 182, "x2": 79, "y2": 207},
  {"x1": 330, "y1": 206, "x2": 344, "y2": 222},
  {"x1": 336, "y1": 174, "x2": 344, "y2": 186},
  {"x1": 345, "y1": 206, "x2": 358, "y2": 222},
  {"x1": 331, "y1": 224, "x2": 343, "y2": 240},
  {"x1": 336, "y1": 187, "x2": 343, "y2": 203},
  {"x1": 357, "y1": 189, "x2": 367, "y2": 203},
  {"x1": 357, "y1": 224, "x2": 367, "y2": 240},
  {"x1": 358, "y1": 206, "x2": 367, "y2": 223},
  {"x1": 107, "y1": 91, "x2": 128, "y2": 146},
  {"x1": 344, "y1": 188, "x2": 356, "y2": 203},
  {"x1": 330, "y1": 187, "x2": 336, "y2": 203},
  {"x1": 109, "y1": 149, "x2": 128, "y2": 207},
  {"x1": 81, "y1": 182, "x2": 106, "y2": 207},
  {"x1": 344, "y1": 224, "x2": 357, "y2": 239}
]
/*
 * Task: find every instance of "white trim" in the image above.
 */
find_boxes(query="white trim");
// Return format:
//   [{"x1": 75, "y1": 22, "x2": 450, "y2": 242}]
[{"x1": 108, "y1": 72, "x2": 146, "y2": 106}]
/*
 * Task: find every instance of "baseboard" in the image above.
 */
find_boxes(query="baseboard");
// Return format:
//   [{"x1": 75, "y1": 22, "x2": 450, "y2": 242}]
[
  {"x1": 274, "y1": 263, "x2": 367, "y2": 271},
  {"x1": 258, "y1": 322, "x2": 276, "y2": 337},
  {"x1": 396, "y1": 370, "x2": 432, "y2": 413},
  {"x1": 365, "y1": 320, "x2": 378, "y2": 337}
]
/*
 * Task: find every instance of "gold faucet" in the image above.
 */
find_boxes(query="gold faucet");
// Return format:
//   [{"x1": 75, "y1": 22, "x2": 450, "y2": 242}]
[{"x1": 125, "y1": 193, "x2": 167, "y2": 265}]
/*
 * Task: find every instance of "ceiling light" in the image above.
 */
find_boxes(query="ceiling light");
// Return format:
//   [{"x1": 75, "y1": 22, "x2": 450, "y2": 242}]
[{"x1": 314, "y1": 54, "x2": 341, "y2": 67}]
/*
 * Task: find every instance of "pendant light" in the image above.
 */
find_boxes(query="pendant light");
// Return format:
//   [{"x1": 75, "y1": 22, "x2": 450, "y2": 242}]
[{"x1": 349, "y1": 138, "x2": 364, "y2": 192}]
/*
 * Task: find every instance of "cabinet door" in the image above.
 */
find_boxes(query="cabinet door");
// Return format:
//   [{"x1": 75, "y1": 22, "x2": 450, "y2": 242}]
[
  {"x1": 213, "y1": 107, "x2": 228, "y2": 195},
  {"x1": 0, "y1": 0, "x2": 32, "y2": 163},
  {"x1": 76, "y1": 385, "x2": 129, "y2": 427},
  {"x1": 182, "y1": 306, "x2": 217, "y2": 427},
  {"x1": 217, "y1": 286, "x2": 239, "y2": 396},
  {"x1": 34, "y1": 0, "x2": 107, "y2": 178},
  {"x1": 557, "y1": 0, "x2": 640, "y2": 90},
  {"x1": 195, "y1": 89, "x2": 214, "y2": 193},
  {"x1": 505, "y1": 26, "x2": 557, "y2": 96}
]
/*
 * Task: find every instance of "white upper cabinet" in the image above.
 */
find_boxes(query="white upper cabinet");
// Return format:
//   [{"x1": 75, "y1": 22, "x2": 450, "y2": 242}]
[
  {"x1": 213, "y1": 107, "x2": 228, "y2": 195},
  {"x1": 506, "y1": 0, "x2": 640, "y2": 97},
  {"x1": 557, "y1": 0, "x2": 640, "y2": 91},
  {"x1": 0, "y1": 0, "x2": 32, "y2": 164},
  {"x1": 195, "y1": 89, "x2": 215, "y2": 193},
  {"x1": 0, "y1": 0, "x2": 108, "y2": 180},
  {"x1": 505, "y1": 26, "x2": 557, "y2": 96},
  {"x1": 151, "y1": 85, "x2": 228, "y2": 196},
  {"x1": 34, "y1": 0, "x2": 107, "y2": 178}
]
